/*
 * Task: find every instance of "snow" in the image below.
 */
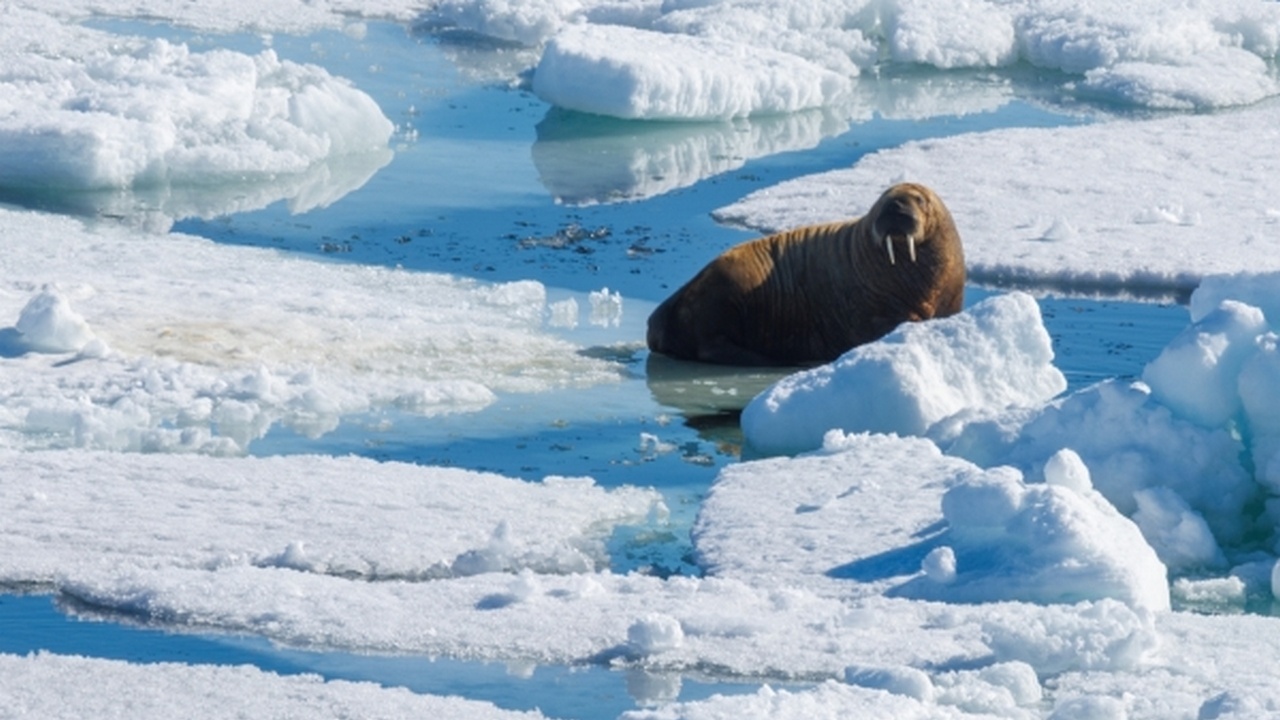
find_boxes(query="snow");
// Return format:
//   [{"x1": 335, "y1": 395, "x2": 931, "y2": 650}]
[
  {"x1": 532, "y1": 24, "x2": 852, "y2": 120},
  {"x1": 0, "y1": 450, "x2": 664, "y2": 584},
  {"x1": 9, "y1": 0, "x2": 1280, "y2": 718},
  {"x1": 0, "y1": 208, "x2": 624, "y2": 454},
  {"x1": 697, "y1": 432, "x2": 1169, "y2": 611}
]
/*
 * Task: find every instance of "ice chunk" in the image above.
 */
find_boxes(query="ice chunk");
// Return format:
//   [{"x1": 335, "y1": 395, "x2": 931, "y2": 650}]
[
  {"x1": 742, "y1": 292, "x2": 1066, "y2": 456},
  {"x1": 1131, "y1": 487, "x2": 1226, "y2": 571},
  {"x1": 0, "y1": 27, "x2": 393, "y2": 191},
  {"x1": 13, "y1": 286, "x2": 96, "y2": 354},
  {"x1": 1141, "y1": 300, "x2": 1267, "y2": 428},
  {"x1": 844, "y1": 664, "x2": 934, "y2": 702},
  {"x1": 940, "y1": 379, "x2": 1257, "y2": 557},
  {"x1": 627, "y1": 613, "x2": 685, "y2": 656},
  {"x1": 1043, "y1": 448, "x2": 1092, "y2": 494}
]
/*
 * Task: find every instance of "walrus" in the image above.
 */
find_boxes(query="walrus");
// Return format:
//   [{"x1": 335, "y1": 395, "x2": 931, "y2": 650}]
[{"x1": 646, "y1": 182, "x2": 965, "y2": 366}]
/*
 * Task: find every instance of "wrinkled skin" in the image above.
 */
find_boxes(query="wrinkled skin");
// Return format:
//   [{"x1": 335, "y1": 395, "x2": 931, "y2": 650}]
[{"x1": 647, "y1": 183, "x2": 966, "y2": 366}]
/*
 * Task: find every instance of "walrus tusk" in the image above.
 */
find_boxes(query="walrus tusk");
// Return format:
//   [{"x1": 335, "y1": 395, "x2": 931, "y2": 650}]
[
  {"x1": 885, "y1": 235, "x2": 896, "y2": 265},
  {"x1": 908, "y1": 235, "x2": 916, "y2": 263}
]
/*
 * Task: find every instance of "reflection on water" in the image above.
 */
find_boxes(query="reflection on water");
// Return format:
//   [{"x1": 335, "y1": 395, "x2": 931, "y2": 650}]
[
  {"x1": 533, "y1": 107, "x2": 852, "y2": 205},
  {"x1": 530, "y1": 69, "x2": 1034, "y2": 207},
  {"x1": 644, "y1": 352, "x2": 790, "y2": 416}
]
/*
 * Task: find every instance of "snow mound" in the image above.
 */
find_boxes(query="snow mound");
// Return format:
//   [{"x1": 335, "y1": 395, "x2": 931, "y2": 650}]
[
  {"x1": 900, "y1": 464, "x2": 1169, "y2": 611},
  {"x1": 13, "y1": 286, "x2": 97, "y2": 354}
]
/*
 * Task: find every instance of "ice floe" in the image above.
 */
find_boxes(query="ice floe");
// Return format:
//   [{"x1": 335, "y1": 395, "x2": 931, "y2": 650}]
[
  {"x1": 425, "y1": 0, "x2": 1280, "y2": 118},
  {"x1": 0, "y1": 208, "x2": 624, "y2": 454},
  {"x1": 0, "y1": 7, "x2": 393, "y2": 225}
]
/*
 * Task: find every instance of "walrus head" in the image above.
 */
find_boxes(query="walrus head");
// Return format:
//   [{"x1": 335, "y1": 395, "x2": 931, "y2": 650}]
[{"x1": 868, "y1": 183, "x2": 941, "y2": 265}]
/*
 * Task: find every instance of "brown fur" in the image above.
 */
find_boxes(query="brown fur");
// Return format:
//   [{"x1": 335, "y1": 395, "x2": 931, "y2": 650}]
[{"x1": 646, "y1": 182, "x2": 966, "y2": 366}]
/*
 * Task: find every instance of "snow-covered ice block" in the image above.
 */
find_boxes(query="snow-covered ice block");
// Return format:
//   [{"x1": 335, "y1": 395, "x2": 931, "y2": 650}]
[
  {"x1": 939, "y1": 379, "x2": 1256, "y2": 562},
  {"x1": 898, "y1": 465, "x2": 1170, "y2": 611},
  {"x1": 1141, "y1": 300, "x2": 1268, "y2": 429},
  {"x1": 742, "y1": 292, "x2": 1065, "y2": 456},
  {"x1": 532, "y1": 24, "x2": 851, "y2": 120}
]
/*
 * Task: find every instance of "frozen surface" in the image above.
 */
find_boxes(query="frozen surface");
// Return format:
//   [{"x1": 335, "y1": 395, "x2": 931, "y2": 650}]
[
  {"x1": 717, "y1": 101, "x2": 1280, "y2": 294},
  {"x1": 0, "y1": 208, "x2": 624, "y2": 454},
  {"x1": 0, "y1": 449, "x2": 664, "y2": 584},
  {"x1": 532, "y1": 24, "x2": 852, "y2": 120}
]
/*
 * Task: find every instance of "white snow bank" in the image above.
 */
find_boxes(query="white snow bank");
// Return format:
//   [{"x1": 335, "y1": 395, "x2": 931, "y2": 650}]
[
  {"x1": 731, "y1": 282, "x2": 1280, "y2": 578},
  {"x1": 532, "y1": 24, "x2": 852, "y2": 120},
  {"x1": 697, "y1": 432, "x2": 1169, "y2": 611},
  {"x1": 0, "y1": 8, "x2": 392, "y2": 197},
  {"x1": 742, "y1": 293, "x2": 1066, "y2": 456},
  {"x1": 0, "y1": 449, "x2": 664, "y2": 583},
  {"x1": 716, "y1": 102, "x2": 1280, "y2": 294},
  {"x1": 0, "y1": 652, "x2": 548, "y2": 720},
  {"x1": 0, "y1": 208, "x2": 624, "y2": 453}
]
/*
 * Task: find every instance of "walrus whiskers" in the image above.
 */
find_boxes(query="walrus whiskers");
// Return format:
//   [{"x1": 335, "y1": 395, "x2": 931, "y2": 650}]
[{"x1": 646, "y1": 182, "x2": 966, "y2": 366}]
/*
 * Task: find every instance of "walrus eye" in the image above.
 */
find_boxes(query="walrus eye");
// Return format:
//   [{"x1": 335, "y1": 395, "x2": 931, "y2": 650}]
[{"x1": 908, "y1": 235, "x2": 916, "y2": 263}]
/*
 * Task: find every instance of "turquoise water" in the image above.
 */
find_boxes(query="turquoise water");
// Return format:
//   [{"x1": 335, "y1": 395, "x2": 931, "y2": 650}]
[{"x1": 0, "y1": 18, "x2": 1191, "y2": 718}]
